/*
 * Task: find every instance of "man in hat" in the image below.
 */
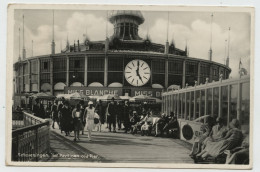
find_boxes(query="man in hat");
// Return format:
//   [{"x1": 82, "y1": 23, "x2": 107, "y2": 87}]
[{"x1": 107, "y1": 97, "x2": 117, "y2": 132}]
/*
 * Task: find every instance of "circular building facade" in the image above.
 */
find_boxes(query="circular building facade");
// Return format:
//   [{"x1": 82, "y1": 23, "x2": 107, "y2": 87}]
[{"x1": 13, "y1": 10, "x2": 231, "y2": 100}]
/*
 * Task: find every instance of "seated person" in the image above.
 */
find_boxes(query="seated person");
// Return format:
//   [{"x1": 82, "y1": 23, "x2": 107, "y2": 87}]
[
  {"x1": 197, "y1": 119, "x2": 243, "y2": 159},
  {"x1": 202, "y1": 117, "x2": 228, "y2": 149},
  {"x1": 140, "y1": 111, "x2": 155, "y2": 136},
  {"x1": 154, "y1": 113, "x2": 168, "y2": 136},
  {"x1": 132, "y1": 110, "x2": 152, "y2": 134},
  {"x1": 163, "y1": 112, "x2": 179, "y2": 137},
  {"x1": 130, "y1": 111, "x2": 140, "y2": 133},
  {"x1": 190, "y1": 116, "x2": 216, "y2": 157},
  {"x1": 225, "y1": 129, "x2": 249, "y2": 164}
]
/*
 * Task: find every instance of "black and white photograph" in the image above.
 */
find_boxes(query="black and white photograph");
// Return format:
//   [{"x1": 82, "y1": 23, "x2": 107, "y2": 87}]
[{"x1": 6, "y1": 4, "x2": 254, "y2": 169}]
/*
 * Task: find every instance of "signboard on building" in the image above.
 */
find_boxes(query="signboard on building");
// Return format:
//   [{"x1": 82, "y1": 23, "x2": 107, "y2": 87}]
[
  {"x1": 130, "y1": 88, "x2": 163, "y2": 98},
  {"x1": 64, "y1": 87, "x2": 163, "y2": 98},
  {"x1": 64, "y1": 87, "x2": 123, "y2": 96}
]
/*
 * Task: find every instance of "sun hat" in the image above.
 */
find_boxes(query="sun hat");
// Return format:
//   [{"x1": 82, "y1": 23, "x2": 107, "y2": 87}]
[{"x1": 88, "y1": 101, "x2": 93, "y2": 105}]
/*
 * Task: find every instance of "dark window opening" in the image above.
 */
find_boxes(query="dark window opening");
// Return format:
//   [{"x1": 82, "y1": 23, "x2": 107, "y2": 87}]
[
  {"x1": 74, "y1": 60, "x2": 80, "y2": 68},
  {"x1": 43, "y1": 62, "x2": 48, "y2": 70}
]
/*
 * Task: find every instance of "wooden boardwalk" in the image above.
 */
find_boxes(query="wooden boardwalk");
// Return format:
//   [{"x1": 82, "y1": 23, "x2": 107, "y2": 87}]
[{"x1": 48, "y1": 124, "x2": 193, "y2": 163}]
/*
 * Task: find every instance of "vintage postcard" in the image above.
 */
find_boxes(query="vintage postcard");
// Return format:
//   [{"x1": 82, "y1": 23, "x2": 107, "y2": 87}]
[{"x1": 6, "y1": 4, "x2": 254, "y2": 169}]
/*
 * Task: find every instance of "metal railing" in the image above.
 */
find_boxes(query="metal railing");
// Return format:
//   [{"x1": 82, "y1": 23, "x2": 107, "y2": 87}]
[{"x1": 12, "y1": 112, "x2": 50, "y2": 161}]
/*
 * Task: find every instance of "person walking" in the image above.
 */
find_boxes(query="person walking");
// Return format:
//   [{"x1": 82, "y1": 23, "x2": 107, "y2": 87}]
[
  {"x1": 95, "y1": 100, "x2": 104, "y2": 130},
  {"x1": 123, "y1": 101, "x2": 131, "y2": 133},
  {"x1": 51, "y1": 100, "x2": 59, "y2": 129},
  {"x1": 32, "y1": 99, "x2": 40, "y2": 117},
  {"x1": 84, "y1": 101, "x2": 95, "y2": 141},
  {"x1": 79, "y1": 100, "x2": 86, "y2": 135},
  {"x1": 72, "y1": 104, "x2": 83, "y2": 141},
  {"x1": 107, "y1": 97, "x2": 117, "y2": 132},
  {"x1": 60, "y1": 101, "x2": 73, "y2": 136},
  {"x1": 45, "y1": 102, "x2": 52, "y2": 118},
  {"x1": 117, "y1": 101, "x2": 123, "y2": 130}
]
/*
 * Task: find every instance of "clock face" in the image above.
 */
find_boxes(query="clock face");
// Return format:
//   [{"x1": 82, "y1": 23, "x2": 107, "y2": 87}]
[{"x1": 124, "y1": 59, "x2": 151, "y2": 87}]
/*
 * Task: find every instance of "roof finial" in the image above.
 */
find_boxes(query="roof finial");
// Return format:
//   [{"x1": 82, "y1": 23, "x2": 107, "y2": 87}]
[
  {"x1": 166, "y1": 11, "x2": 169, "y2": 42},
  {"x1": 22, "y1": 14, "x2": 26, "y2": 59},
  {"x1": 226, "y1": 27, "x2": 231, "y2": 67},
  {"x1": 51, "y1": 10, "x2": 55, "y2": 54},
  {"x1": 106, "y1": 10, "x2": 108, "y2": 39},
  {"x1": 209, "y1": 13, "x2": 213, "y2": 61},
  {"x1": 18, "y1": 27, "x2": 21, "y2": 61}
]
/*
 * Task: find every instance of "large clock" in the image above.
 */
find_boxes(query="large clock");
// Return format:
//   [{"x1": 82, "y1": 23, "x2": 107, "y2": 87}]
[{"x1": 124, "y1": 59, "x2": 151, "y2": 87}]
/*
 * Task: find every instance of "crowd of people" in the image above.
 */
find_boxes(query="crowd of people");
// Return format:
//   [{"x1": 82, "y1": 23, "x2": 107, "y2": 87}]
[
  {"x1": 31, "y1": 97, "x2": 180, "y2": 141},
  {"x1": 30, "y1": 97, "x2": 249, "y2": 164},
  {"x1": 190, "y1": 117, "x2": 249, "y2": 164}
]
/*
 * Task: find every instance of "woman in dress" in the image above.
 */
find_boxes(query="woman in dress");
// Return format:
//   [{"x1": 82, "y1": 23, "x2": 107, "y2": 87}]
[
  {"x1": 197, "y1": 119, "x2": 243, "y2": 159},
  {"x1": 72, "y1": 103, "x2": 83, "y2": 141},
  {"x1": 60, "y1": 101, "x2": 73, "y2": 136},
  {"x1": 189, "y1": 116, "x2": 216, "y2": 156},
  {"x1": 84, "y1": 101, "x2": 95, "y2": 141}
]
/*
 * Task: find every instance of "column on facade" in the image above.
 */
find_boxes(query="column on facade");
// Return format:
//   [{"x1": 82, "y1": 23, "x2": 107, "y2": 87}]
[
  {"x1": 104, "y1": 54, "x2": 108, "y2": 87},
  {"x1": 50, "y1": 57, "x2": 53, "y2": 95},
  {"x1": 182, "y1": 60, "x2": 186, "y2": 88},
  {"x1": 197, "y1": 61, "x2": 201, "y2": 85},
  {"x1": 165, "y1": 57, "x2": 169, "y2": 89},
  {"x1": 66, "y1": 55, "x2": 69, "y2": 86},
  {"x1": 209, "y1": 64, "x2": 213, "y2": 82},
  {"x1": 84, "y1": 55, "x2": 88, "y2": 86},
  {"x1": 28, "y1": 60, "x2": 31, "y2": 92},
  {"x1": 218, "y1": 86, "x2": 222, "y2": 117},
  {"x1": 37, "y1": 58, "x2": 41, "y2": 92},
  {"x1": 227, "y1": 85, "x2": 231, "y2": 124},
  {"x1": 21, "y1": 63, "x2": 24, "y2": 93}
]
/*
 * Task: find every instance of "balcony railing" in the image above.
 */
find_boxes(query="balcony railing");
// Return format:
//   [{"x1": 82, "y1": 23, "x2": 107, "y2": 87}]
[{"x1": 12, "y1": 111, "x2": 50, "y2": 161}]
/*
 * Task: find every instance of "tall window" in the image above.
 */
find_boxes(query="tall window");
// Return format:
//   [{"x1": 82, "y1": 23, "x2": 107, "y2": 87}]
[
  {"x1": 44, "y1": 62, "x2": 48, "y2": 70},
  {"x1": 221, "y1": 86, "x2": 228, "y2": 125},
  {"x1": 213, "y1": 87, "x2": 219, "y2": 117},
  {"x1": 241, "y1": 82, "x2": 250, "y2": 129},
  {"x1": 230, "y1": 84, "x2": 238, "y2": 123},
  {"x1": 88, "y1": 57, "x2": 104, "y2": 71}
]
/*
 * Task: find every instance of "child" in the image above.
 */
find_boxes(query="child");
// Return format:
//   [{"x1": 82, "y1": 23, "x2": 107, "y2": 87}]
[{"x1": 94, "y1": 111, "x2": 102, "y2": 132}]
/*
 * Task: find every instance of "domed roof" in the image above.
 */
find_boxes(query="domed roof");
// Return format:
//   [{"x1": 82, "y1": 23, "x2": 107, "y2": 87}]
[{"x1": 109, "y1": 10, "x2": 144, "y2": 24}]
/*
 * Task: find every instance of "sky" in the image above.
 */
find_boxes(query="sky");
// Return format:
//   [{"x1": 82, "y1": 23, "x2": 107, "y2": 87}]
[{"x1": 13, "y1": 9, "x2": 251, "y2": 78}]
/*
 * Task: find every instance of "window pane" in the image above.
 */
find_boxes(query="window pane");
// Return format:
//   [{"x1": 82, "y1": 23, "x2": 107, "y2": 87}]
[
  {"x1": 182, "y1": 93, "x2": 185, "y2": 119},
  {"x1": 88, "y1": 57, "x2": 104, "y2": 71},
  {"x1": 201, "y1": 90, "x2": 205, "y2": 117},
  {"x1": 190, "y1": 91, "x2": 194, "y2": 120},
  {"x1": 195, "y1": 90, "x2": 200, "y2": 119},
  {"x1": 221, "y1": 86, "x2": 228, "y2": 125},
  {"x1": 207, "y1": 88, "x2": 212, "y2": 116},
  {"x1": 230, "y1": 84, "x2": 238, "y2": 123},
  {"x1": 186, "y1": 92, "x2": 190, "y2": 120},
  {"x1": 213, "y1": 87, "x2": 219, "y2": 117},
  {"x1": 241, "y1": 82, "x2": 250, "y2": 129}
]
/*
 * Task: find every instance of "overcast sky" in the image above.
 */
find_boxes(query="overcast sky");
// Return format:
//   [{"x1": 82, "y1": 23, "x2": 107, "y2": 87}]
[{"x1": 13, "y1": 9, "x2": 251, "y2": 78}]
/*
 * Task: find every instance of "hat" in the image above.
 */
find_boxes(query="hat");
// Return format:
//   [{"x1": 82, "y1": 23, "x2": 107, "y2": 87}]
[
  {"x1": 133, "y1": 111, "x2": 137, "y2": 114},
  {"x1": 88, "y1": 101, "x2": 93, "y2": 105},
  {"x1": 229, "y1": 119, "x2": 240, "y2": 128}
]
